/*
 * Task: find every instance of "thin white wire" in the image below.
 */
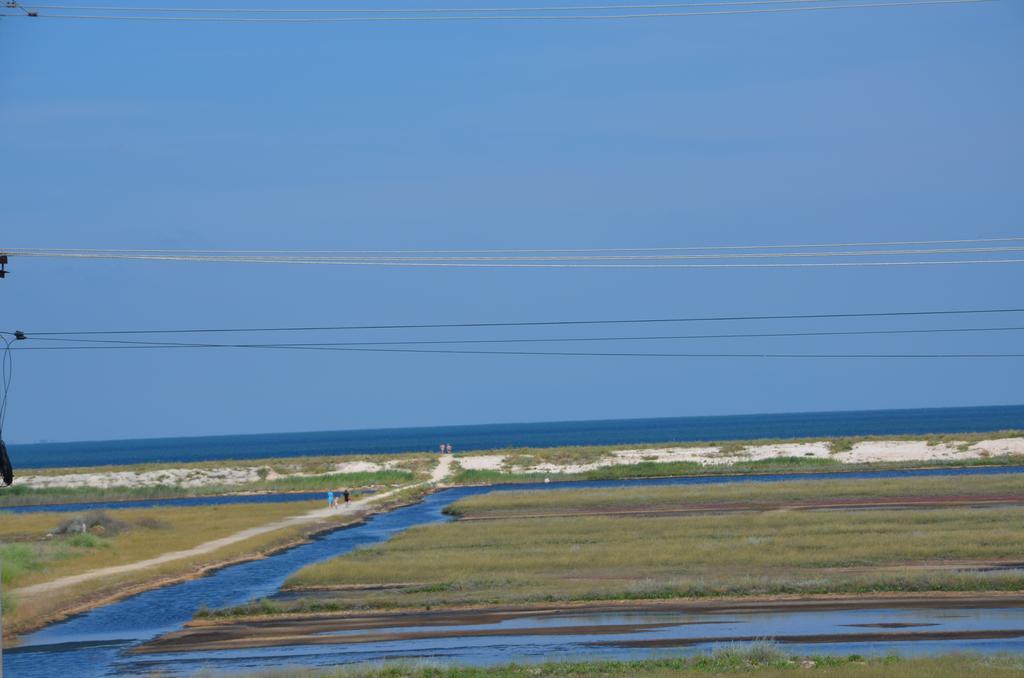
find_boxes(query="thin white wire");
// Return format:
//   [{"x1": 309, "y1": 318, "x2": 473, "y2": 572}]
[
  {"x1": 21, "y1": 0, "x2": 855, "y2": 14},
  {"x1": 4, "y1": 0, "x2": 997, "y2": 21},
  {"x1": 6, "y1": 246, "x2": 1024, "y2": 261},
  {"x1": 4, "y1": 236, "x2": 1021, "y2": 255},
  {"x1": 5, "y1": 252, "x2": 1024, "y2": 267}
]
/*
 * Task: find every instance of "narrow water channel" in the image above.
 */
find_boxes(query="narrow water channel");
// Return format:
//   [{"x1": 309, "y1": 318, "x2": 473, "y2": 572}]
[{"x1": 6, "y1": 466, "x2": 1024, "y2": 677}]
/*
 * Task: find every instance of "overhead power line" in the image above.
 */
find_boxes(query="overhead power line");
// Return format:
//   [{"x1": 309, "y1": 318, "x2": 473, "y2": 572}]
[
  {"x1": 3, "y1": 248, "x2": 1024, "y2": 268},
  {"x1": 6, "y1": 245, "x2": 1024, "y2": 261},
  {"x1": 14, "y1": 325, "x2": 1024, "y2": 349},
  {"x1": 5, "y1": 236, "x2": 1023, "y2": 255},
  {"x1": 16, "y1": 0, "x2": 867, "y2": 13},
  {"x1": 12, "y1": 307, "x2": 1024, "y2": 337},
  {"x1": 9, "y1": 343, "x2": 1024, "y2": 359},
  {"x1": 0, "y1": 0, "x2": 997, "y2": 22},
  {"x1": 1, "y1": 258, "x2": 1020, "y2": 268}
]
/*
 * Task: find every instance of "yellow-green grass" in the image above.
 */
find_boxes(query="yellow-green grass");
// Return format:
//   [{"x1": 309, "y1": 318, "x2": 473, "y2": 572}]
[
  {"x1": 446, "y1": 473, "x2": 1024, "y2": 517},
  {"x1": 279, "y1": 500, "x2": 1024, "y2": 613},
  {"x1": 0, "y1": 500, "x2": 329, "y2": 633},
  {"x1": 449, "y1": 454, "x2": 1024, "y2": 486},
  {"x1": 217, "y1": 653, "x2": 1024, "y2": 678}
]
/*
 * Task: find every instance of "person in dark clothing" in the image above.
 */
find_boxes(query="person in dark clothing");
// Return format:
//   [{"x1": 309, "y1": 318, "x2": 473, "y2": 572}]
[{"x1": 343, "y1": 489, "x2": 351, "y2": 503}]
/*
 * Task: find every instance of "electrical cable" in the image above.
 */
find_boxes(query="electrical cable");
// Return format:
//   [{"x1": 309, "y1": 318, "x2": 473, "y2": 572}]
[
  {"x1": 0, "y1": 336, "x2": 15, "y2": 485},
  {"x1": 3, "y1": 256, "x2": 1024, "y2": 269},
  {"x1": 0, "y1": 0, "x2": 998, "y2": 22},
  {"x1": 13, "y1": 324, "x2": 1024, "y2": 349},
  {"x1": 16, "y1": 307, "x2": 1024, "y2": 337},
  {"x1": 8, "y1": 343, "x2": 1023, "y2": 358},
  {"x1": 19, "y1": 0, "x2": 868, "y2": 14},
  {"x1": 0, "y1": 337, "x2": 12, "y2": 439},
  {"x1": 4, "y1": 236, "x2": 1023, "y2": 255},
  {"x1": 5, "y1": 245, "x2": 1024, "y2": 262}
]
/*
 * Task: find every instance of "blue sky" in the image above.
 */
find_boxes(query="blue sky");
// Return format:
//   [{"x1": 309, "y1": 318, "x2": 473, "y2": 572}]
[{"x1": 1, "y1": 2, "x2": 1022, "y2": 443}]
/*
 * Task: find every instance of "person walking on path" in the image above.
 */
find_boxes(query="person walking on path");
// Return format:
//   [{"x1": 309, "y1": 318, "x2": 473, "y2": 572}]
[
  {"x1": 446, "y1": 443, "x2": 453, "y2": 455},
  {"x1": 343, "y1": 489, "x2": 351, "y2": 503},
  {"x1": 439, "y1": 443, "x2": 445, "y2": 455},
  {"x1": 327, "y1": 490, "x2": 334, "y2": 508}
]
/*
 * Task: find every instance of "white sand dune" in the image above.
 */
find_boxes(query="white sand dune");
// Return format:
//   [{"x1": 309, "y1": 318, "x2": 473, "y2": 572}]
[
  {"x1": 19, "y1": 459, "x2": 397, "y2": 491},
  {"x1": 456, "y1": 438, "x2": 1024, "y2": 475}
]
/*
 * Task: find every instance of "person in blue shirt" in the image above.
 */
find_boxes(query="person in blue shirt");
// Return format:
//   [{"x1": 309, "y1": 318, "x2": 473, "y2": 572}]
[{"x1": 327, "y1": 490, "x2": 334, "y2": 508}]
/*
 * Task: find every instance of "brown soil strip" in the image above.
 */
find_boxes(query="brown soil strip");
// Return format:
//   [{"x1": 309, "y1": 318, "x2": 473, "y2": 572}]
[
  {"x1": 285, "y1": 582, "x2": 422, "y2": 592},
  {"x1": 456, "y1": 494, "x2": 1024, "y2": 521},
  {"x1": 135, "y1": 592, "x2": 1024, "y2": 654},
  {"x1": 134, "y1": 622, "x2": 686, "y2": 654},
  {"x1": 843, "y1": 622, "x2": 939, "y2": 628},
  {"x1": 592, "y1": 628, "x2": 1024, "y2": 648}
]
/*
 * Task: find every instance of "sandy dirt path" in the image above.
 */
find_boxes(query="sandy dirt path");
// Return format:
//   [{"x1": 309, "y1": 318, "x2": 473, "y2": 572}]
[{"x1": 14, "y1": 456, "x2": 454, "y2": 598}]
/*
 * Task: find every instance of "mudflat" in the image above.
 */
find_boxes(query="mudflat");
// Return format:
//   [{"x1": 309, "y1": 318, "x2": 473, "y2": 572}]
[{"x1": 136, "y1": 593, "x2": 1024, "y2": 654}]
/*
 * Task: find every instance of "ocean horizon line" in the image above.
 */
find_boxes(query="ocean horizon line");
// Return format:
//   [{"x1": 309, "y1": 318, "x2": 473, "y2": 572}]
[
  {"x1": 8, "y1": 403, "x2": 1024, "y2": 470},
  {"x1": 11, "y1": 402, "x2": 1024, "y2": 449}
]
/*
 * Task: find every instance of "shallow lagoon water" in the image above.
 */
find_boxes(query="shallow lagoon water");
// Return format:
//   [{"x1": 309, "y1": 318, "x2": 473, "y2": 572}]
[{"x1": 6, "y1": 467, "x2": 1024, "y2": 677}]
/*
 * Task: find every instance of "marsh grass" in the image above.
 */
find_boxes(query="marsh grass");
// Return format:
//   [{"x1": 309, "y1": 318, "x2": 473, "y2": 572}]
[
  {"x1": 449, "y1": 453, "x2": 1024, "y2": 485},
  {"x1": 0, "y1": 499, "x2": 328, "y2": 634},
  {"x1": 201, "y1": 653, "x2": 1024, "y2": 677},
  {"x1": 283, "y1": 496, "x2": 1024, "y2": 610},
  {"x1": 3, "y1": 483, "x2": 431, "y2": 636},
  {"x1": 446, "y1": 473, "x2": 1024, "y2": 517}
]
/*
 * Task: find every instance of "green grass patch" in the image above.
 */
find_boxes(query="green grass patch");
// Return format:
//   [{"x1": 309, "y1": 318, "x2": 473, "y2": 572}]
[
  {"x1": 259, "y1": 470, "x2": 413, "y2": 492},
  {"x1": 280, "y1": 494, "x2": 1024, "y2": 611},
  {"x1": 450, "y1": 453, "x2": 1024, "y2": 486},
  {"x1": 0, "y1": 543, "x2": 46, "y2": 585},
  {"x1": 203, "y1": 652, "x2": 1024, "y2": 677},
  {"x1": 447, "y1": 473, "x2": 1024, "y2": 517}
]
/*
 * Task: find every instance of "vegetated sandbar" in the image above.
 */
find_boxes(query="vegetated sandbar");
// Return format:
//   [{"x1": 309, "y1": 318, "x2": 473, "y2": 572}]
[
  {"x1": 8, "y1": 431, "x2": 1023, "y2": 506},
  {"x1": 448, "y1": 431, "x2": 1024, "y2": 484},
  {"x1": 1, "y1": 453, "x2": 434, "y2": 507}
]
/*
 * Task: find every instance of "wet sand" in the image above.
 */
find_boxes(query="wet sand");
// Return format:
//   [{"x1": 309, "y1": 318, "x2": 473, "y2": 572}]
[{"x1": 135, "y1": 592, "x2": 1024, "y2": 654}]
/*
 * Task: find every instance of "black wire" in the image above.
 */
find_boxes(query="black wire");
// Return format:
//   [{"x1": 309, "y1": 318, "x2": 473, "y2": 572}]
[
  {"x1": 19, "y1": 307, "x2": 1024, "y2": 337},
  {"x1": 13, "y1": 325, "x2": 1024, "y2": 349},
  {"x1": 0, "y1": 336, "x2": 13, "y2": 440},
  {"x1": 9, "y1": 343, "x2": 1024, "y2": 358}
]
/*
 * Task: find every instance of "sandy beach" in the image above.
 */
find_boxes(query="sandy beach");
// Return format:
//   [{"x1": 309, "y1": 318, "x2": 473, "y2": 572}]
[
  {"x1": 17, "y1": 459, "x2": 404, "y2": 490},
  {"x1": 12, "y1": 437, "x2": 1024, "y2": 492}
]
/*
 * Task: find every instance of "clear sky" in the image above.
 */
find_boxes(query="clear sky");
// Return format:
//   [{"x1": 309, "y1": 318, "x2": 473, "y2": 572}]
[{"x1": 1, "y1": 1, "x2": 1022, "y2": 443}]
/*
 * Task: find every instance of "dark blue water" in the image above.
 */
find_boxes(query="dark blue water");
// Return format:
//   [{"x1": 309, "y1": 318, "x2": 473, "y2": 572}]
[
  {"x1": 11, "y1": 404, "x2": 1024, "y2": 469},
  {"x1": 4, "y1": 464, "x2": 1024, "y2": 514},
  {"x1": 5, "y1": 466, "x2": 1024, "y2": 677}
]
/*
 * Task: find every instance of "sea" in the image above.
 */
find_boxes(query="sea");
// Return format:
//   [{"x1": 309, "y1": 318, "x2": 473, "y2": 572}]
[{"x1": 8, "y1": 404, "x2": 1024, "y2": 470}]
